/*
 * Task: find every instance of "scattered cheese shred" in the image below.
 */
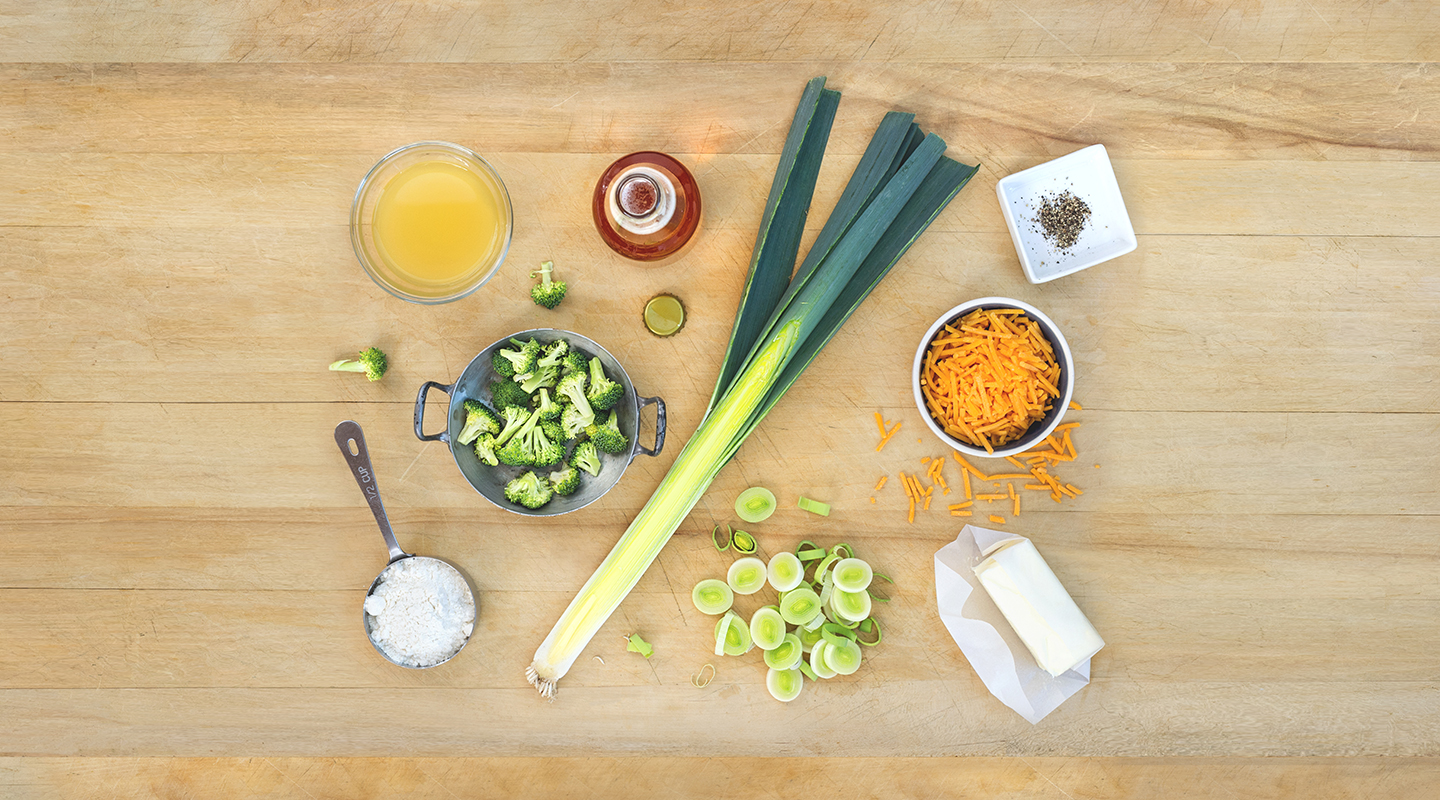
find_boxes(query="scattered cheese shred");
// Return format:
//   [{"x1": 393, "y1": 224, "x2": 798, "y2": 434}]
[
  {"x1": 874, "y1": 476, "x2": 888, "y2": 492},
  {"x1": 875, "y1": 415, "x2": 903, "y2": 452},
  {"x1": 919, "y1": 309, "x2": 1063, "y2": 452},
  {"x1": 989, "y1": 515, "x2": 1006, "y2": 524}
]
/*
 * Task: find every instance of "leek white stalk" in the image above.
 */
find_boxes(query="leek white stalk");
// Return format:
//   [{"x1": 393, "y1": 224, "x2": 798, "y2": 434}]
[{"x1": 526, "y1": 322, "x2": 799, "y2": 697}]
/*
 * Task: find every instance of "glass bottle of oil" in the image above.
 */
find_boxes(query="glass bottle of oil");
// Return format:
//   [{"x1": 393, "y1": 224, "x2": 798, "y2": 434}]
[{"x1": 592, "y1": 152, "x2": 701, "y2": 262}]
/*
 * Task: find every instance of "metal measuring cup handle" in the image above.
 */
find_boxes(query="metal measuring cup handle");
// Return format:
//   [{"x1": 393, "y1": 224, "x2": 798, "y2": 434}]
[{"x1": 334, "y1": 420, "x2": 409, "y2": 564}]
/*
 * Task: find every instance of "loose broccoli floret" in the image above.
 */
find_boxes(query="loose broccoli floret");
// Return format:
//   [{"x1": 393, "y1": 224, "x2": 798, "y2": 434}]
[
  {"x1": 570, "y1": 440, "x2": 602, "y2": 477},
  {"x1": 530, "y1": 260, "x2": 567, "y2": 309},
  {"x1": 473, "y1": 433, "x2": 499, "y2": 466},
  {"x1": 586, "y1": 410, "x2": 629, "y2": 454},
  {"x1": 537, "y1": 339, "x2": 570, "y2": 369},
  {"x1": 498, "y1": 408, "x2": 563, "y2": 468},
  {"x1": 329, "y1": 347, "x2": 389, "y2": 382},
  {"x1": 504, "y1": 471, "x2": 553, "y2": 509},
  {"x1": 516, "y1": 364, "x2": 559, "y2": 393},
  {"x1": 548, "y1": 464, "x2": 581, "y2": 496},
  {"x1": 491, "y1": 349, "x2": 516, "y2": 378},
  {"x1": 561, "y1": 350, "x2": 589, "y2": 378},
  {"x1": 490, "y1": 379, "x2": 532, "y2": 411},
  {"x1": 494, "y1": 405, "x2": 531, "y2": 447},
  {"x1": 535, "y1": 388, "x2": 561, "y2": 421},
  {"x1": 585, "y1": 357, "x2": 624, "y2": 411},
  {"x1": 496, "y1": 338, "x2": 540, "y2": 375},
  {"x1": 541, "y1": 418, "x2": 565, "y2": 444},
  {"x1": 556, "y1": 373, "x2": 594, "y2": 436},
  {"x1": 457, "y1": 399, "x2": 501, "y2": 446}
]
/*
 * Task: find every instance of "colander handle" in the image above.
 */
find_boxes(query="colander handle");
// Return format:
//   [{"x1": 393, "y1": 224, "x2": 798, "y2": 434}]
[
  {"x1": 634, "y1": 395, "x2": 667, "y2": 458},
  {"x1": 413, "y1": 380, "x2": 454, "y2": 443}
]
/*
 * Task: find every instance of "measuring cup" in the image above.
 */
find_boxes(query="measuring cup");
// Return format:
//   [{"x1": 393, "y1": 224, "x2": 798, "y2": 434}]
[{"x1": 335, "y1": 420, "x2": 477, "y2": 668}]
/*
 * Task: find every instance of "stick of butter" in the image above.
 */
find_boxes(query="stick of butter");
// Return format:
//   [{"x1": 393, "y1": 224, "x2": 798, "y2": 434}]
[{"x1": 973, "y1": 538, "x2": 1104, "y2": 677}]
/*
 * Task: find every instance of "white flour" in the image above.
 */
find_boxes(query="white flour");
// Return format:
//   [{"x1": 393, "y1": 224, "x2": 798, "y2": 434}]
[{"x1": 364, "y1": 557, "x2": 476, "y2": 667}]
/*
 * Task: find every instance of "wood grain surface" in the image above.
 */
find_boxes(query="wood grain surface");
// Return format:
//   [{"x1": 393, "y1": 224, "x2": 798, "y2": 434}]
[{"x1": 2, "y1": 0, "x2": 1437, "y2": 796}]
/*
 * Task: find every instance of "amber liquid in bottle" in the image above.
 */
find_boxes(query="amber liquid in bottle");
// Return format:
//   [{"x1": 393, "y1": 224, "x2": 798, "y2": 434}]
[{"x1": 592, "y1": 152, "x2": 701, "y2": 262}]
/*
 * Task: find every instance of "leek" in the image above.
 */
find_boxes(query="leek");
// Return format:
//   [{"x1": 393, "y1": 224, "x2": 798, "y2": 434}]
[
  {"x1": 526, "y1": 77, "x2": 977, "y2": 699},
  {"x1": 727, "y1": 557, "x2": 768, "y2": 595}
]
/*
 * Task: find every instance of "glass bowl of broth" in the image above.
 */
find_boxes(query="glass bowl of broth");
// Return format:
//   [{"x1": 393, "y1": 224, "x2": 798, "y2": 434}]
[{"x1": 351, "y1": 142, "x2": 513, "y2": 304}]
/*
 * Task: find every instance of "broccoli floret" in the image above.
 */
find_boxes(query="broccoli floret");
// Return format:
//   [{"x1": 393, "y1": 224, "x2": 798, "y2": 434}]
[
  {"x1": 570, "y1": 440, "x2": 602, "y2": 477},
  {"x1": 491, "y1": 349, "x2": 516, "y2": 378},
  {"x1": 586, "y1": 410, "x2": 629, "y2": 454},
  {"x1": 473, "y1": 433, "x2": 499, "y2": 467},
  {"x1": 556, "y1": 373, "x2": 594, "y2": 436},
  {"x1": 498, "y1": 408, "x2": 564, "y2": 468},
  {"x1": 535, "y1": 388, "x2": 561, "y2": 421},
  {"x1": 561, "y1": 404, "x2": 592, "y2": 440},
  {"x1": 541, "y1": 418, "x2": 565, "y2": 444},
  {"x1": 457, "y1": 399, "x2": 501, "y2": 446},
  {"x1": 530, "y1": 260, "x2": 567, "y2": 309},
  {"x1": 516, "y1": 364, "x2": 559, "y2": 393},
  {"x1": 537, "y1": 339, "x2": 570, "y2": 369},
  {"x1": 561, "y1": 350, "x2": 589, "y2": 378},
  {"x1": 490, "y1": 379, "x2": 532, "y2": 411},
  {"x1": 504, "y1": 471, "x2": 553, "y2": 509},
  {"x1": 586, "y1": 357, "x2": 624, "y2": 411},
  {"x1": 329, "y1": 347, "x2": 389, "y2": 382},
  {"x1": 548, "y1": 464, "x2": 581, "y2": 496},
  {"x1": 494, "y1": 405, "x2": 531, "y2": 447},
  {"x1": 497, "y1": 338, "x2": 540, "y2": 376}
]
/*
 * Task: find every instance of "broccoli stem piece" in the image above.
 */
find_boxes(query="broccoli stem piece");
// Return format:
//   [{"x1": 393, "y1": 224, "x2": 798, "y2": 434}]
[{"x1": 329, "y1": 347, "x2": 389, "y2": 382}]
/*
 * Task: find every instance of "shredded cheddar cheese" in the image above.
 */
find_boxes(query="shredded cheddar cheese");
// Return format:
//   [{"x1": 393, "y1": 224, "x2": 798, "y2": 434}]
[{"x1": 919, "y1": 309, "x2": 1063, "y2": 453}]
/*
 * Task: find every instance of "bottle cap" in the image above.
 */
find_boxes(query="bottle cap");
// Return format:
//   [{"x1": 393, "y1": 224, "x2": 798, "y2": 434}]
[{"x1": 643, "y1": 294, "x2": 686, "y2": 336}]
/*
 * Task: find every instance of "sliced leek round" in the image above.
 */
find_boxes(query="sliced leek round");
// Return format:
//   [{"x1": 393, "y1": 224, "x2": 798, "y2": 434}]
[
  {"x1": 809, "y1": 640, "x2": 838, "y2": 679},
  {"x1": 727, "y1": 557, "x2": 767, "y2": 595},
  {"x1": 831, "y1": 558, "x2": 873, "y2": 593},
  {"x1": 714, "y1": 612, "x2": 753, "y2": 656},
  {"x1": 749, "y1": 606, "x2": 786, "y2": 651},
  {"x1": 692, "y1": 579, "x2": 734, "y2": 615},
  {"x1": 765, "y1": 633, "x2": 803, "y2": 670},
  {"x1": 735, "y1": 487, "x2": 777, "y2": 523},
  {"x1": 779, "y1": 587, "x2": 822, "y2": 625},
  {"x1": 766, "y1": 667, "x2": 804, "y2": 702},
  {"x1": 830, "y1": 588, "x2": 872, "y2": 623},
  {"x1": 823, "y1": 637, "x2": 862, "y2": 675},
  {"x1": 797, "y1": 624, "x2": 824, "y2": 654},
  {"x1": 767, "y1": 551, "x2": 804, "y2": 592}
]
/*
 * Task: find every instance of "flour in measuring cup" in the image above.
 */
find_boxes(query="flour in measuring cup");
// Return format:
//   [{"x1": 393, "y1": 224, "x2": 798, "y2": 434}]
[{"x1": 364, "y1": 558, "x2": 475, "y2": 667}]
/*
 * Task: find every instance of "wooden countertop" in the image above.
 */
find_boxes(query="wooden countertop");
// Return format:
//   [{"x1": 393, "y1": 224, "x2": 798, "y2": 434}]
[{"x1": 2, "y1": 1, "x2": 1437, "y2": 796}]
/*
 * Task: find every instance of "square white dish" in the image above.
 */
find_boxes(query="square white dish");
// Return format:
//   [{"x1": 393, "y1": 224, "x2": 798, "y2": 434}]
[{"x1": 995, "y1": 144, "x2": 1137, "y2": 284}]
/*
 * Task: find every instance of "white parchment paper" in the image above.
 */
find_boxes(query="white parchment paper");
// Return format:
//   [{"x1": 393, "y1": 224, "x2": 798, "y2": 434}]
[{"x1": 934, "y1": 525, "x2": 1094, "y2": 724}]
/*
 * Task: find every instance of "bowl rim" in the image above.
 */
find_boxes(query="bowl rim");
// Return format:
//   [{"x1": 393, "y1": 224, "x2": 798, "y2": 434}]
[
  {"x1": 350, "y1": 140, "x2": 514, "y2": 305},
  {"x1": 911, "y1": 297, "x2": 1075, "y2": 459}
]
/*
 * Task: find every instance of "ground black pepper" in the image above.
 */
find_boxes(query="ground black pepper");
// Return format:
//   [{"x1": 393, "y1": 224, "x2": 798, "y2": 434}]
[{"x1": 1031, "y1": 190, "x2": 1091, "y2": 251}]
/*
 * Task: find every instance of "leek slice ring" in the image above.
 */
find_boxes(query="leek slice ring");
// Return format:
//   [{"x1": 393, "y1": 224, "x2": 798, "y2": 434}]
[
  {"x1": 764, "y1": 633, "x2": 804, "y2": 670},
  {"x1": 727, "y1": 557, "x2": 767, "y2": 595},
  {"x1": 692, "y1": 579, "x2": 734, "y2": 615},
  {"x1": 735, "y1": 487, "x2": 777, "y2": 523},
  {"x1": 712, "y1": 524, "x2": 732, "y2": 552}
]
